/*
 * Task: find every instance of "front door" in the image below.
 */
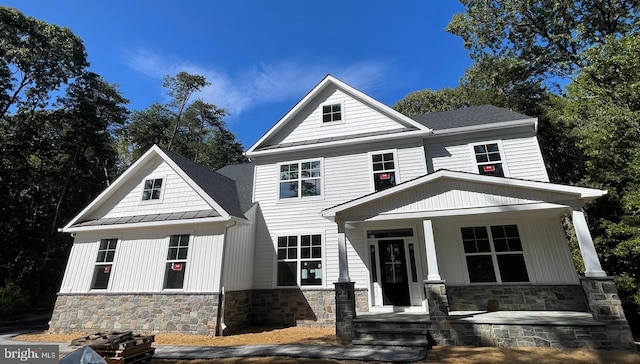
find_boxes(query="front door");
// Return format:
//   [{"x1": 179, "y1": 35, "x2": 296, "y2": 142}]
[{"x1": 378, "y1": 240, "x2": 410, "y2": 306}]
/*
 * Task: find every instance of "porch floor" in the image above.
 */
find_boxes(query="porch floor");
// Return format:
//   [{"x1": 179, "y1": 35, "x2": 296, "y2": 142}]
[{"x1": 356, "y1": 310, "x2": 603, "y2": 326}]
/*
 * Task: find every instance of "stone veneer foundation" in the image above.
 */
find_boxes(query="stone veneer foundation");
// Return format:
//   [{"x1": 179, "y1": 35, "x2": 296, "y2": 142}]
[{"x1": 50, "y1": 293, "x2": 219, "y2": 335}]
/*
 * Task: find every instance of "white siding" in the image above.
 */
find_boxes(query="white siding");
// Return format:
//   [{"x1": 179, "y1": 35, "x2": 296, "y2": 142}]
[
  {"x1": 269, "y1": 86, "x2": 413, "y2": 145},
  {"x1": 89, "y1": 155, "x2": 213, "y2": 220},
  {"x1": 59, "y1": 222, "x2": 227, "y2": 293},
  {"x1": 433, "y1": 212, "x2": 578, "y2": 285},
  {"x1": 426, "y1": 131, "x2": 549, "y2": 182},
  {"x1": 222, "y1": 204, "x2": 258, "y2": 291},
  {"x1": 252, "y1": 140, "x2": 427, "y2": 289}
]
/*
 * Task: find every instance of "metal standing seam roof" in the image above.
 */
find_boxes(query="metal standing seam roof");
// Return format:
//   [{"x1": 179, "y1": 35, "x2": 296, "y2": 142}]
[
  {"x1": 408, "y1": 105, "x2": 533, "y2": 130},
  {"x1": 71, "y1": 209, "x2": 221, "y2": 227}
]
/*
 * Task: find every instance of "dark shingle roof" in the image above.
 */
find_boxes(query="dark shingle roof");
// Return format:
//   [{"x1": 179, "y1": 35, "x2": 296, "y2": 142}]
[
  {"x1": 216, "y1": 163, "x2": 255, "y2": 213},
  {"x1": 408, "y1": 105, "x2": 532, "y2": 131},
  {"x1": 160, "y1": 147, "x2": 246, "y2": 219}
]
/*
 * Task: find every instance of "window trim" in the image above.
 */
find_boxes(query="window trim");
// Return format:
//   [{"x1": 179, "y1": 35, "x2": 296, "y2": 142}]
[
  {"x1": 163, "y1": 233, "x2": 191, "y2": 291},
  {"x1": 90, "y1": 237, "x2": 119, "y2": 291},
  {"x1": 320, "y1": 101, "x2": 345, "y2": 125},
  {"x1": 276, "y1": 158, "x2": 324, "y2": 201},
  {"x1": 139, "y1": 175, "x2": 167, "y2": 204},
  {"x1": 368, "y1": 149, "x2": 399, "y2": 192},
  {"x1": 458, "y1": 222, "x2": 530, "y2": 285},
  {"x1": 274, "y1": 232, "x2": 325, "y2": 288},
  {"x1": 469, "y1": 141, "x2": 510, "y2": 177}
]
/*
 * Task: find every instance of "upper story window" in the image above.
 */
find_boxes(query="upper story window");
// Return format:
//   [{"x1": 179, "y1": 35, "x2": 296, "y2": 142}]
[
  {"x1": 473, "y1": 143, "x2": 504, "y2": 177},
  {"x1": 279, "y1": 160, "x2": 322, "y2": 199},
  {"x1": 322, "y1": 103, "x2": 342, "y2": 123},
  {"x1": 91, "y1": 238, "x2": 118, "y2": 290},
  {"x1": 142, "y1": 178, "x2": 163, "y2": 201},
  {"x1": 461, "y1": 225, "x2": 529, "y2": 283},
  {"x1": 164, "y1": 234, "x2": 189, "y2": 289},
  {"x1": 277, "y1": 234, "x2": 323, "y2": 287},
  {"x1": 371, "y1": 152, "x2": 396, "y2": 191}
]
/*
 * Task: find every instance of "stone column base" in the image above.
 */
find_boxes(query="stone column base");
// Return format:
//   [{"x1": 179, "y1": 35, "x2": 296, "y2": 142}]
[
  {"x1": 334, "y1": 282, "x2": 356, "y2": 342},
  {"x1": 424, "y1": 280, "x2": 449, "y2": 321}
]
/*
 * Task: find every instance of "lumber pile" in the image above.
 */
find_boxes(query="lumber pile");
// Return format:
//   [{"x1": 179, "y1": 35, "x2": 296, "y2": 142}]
[{"x1": 70, "y1": 331, "x2": 155, "y2": 364}]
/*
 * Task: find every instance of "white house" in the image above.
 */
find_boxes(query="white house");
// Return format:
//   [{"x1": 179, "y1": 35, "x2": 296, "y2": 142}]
[{"x1": 50, "y1": 75, "x2": 634, "y2": 349}]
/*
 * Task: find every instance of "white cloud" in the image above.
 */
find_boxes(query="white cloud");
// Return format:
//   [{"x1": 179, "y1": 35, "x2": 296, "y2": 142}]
[{"x1": 122, "y1": 48, "x2": 391, "y2": 119}]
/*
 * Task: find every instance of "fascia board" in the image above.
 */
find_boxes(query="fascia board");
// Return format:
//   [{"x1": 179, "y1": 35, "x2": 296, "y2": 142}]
[
  {"x1": 62, "y1": 145, "x2": 163, "y2": 230},
  {"x1": 429, "y1": 118, "x2": 538, "y2": 136},
  {"x1": 247, "y1": 129, "x2": 430, "y2": 157}
]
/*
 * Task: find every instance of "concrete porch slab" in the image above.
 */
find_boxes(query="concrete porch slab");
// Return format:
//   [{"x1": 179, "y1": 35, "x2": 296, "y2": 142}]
[{"x1": 448, "y1": 310, "x2": 603, "y2": 326}]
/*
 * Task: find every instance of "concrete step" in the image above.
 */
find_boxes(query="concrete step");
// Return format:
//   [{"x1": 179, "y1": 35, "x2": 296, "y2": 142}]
[
  {"x1": 354, "y1": 326, "x2": 430, "y2": 335},
  {"x1": 352, "y1": 338, "x2": 432, "y2": 347}
]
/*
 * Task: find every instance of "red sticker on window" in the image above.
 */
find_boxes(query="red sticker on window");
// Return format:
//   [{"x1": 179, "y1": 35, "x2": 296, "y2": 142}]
[
  {"x1": 172, "y1": 263, "x2": 183, "y2": 271},
  {"x1": 104, "y1": 266, "x2": 111, "y2": 273},
  {"x1": 483, "y1": 165, "x2": 496, "y2": 172},
  {"x1": 379, "y1": 173, "x2": 391, "y2": 180}
]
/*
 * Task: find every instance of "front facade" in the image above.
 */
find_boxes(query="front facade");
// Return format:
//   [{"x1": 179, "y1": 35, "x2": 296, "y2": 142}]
[{"x1": 51, "y1": 75, "x2": 634, "y2": 349}]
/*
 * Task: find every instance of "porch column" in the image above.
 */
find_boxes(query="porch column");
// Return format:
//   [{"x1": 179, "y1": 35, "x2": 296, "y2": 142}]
[
  {"x1": 423, "y1": 219, "x2": 441, "y2": 280},
  {"x1": 572, "y1": 209, "x2": 607, "y2": 277},
  {"x1": 337, "y1": 220, "x2": 351, "y2": 283}
]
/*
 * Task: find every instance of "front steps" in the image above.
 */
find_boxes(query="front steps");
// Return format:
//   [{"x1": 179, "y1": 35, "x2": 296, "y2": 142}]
[{"x1": 352, "y1": 313, "x2": 435, "y2": 347}]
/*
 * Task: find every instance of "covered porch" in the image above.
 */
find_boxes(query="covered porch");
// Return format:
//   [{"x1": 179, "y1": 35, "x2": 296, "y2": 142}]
[{"x1": 323, "y1": 171, "x2": 634, "y2": 349}]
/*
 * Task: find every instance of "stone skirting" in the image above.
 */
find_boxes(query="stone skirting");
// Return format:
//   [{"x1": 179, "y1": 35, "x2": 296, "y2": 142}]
[
  {"x1": 221, "y1": 290, "x2": 252, "y2": 334},
  {"x1": 446, "y1": 284, "x2": 588, "y2": 311},
  {"x1": 250, "y1": 288, "x2": 368, "y2": 327},
  {"x1": 49, "y1": 293, "x2": 219, "y2": 335}
]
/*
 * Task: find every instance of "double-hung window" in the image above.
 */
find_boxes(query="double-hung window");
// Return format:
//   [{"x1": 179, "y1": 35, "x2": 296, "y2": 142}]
[
  {"x1": 279, "y1": 160, "x2": 322, "y2": 199},
  {"x1": 91, "y1": 238, "x2": 117, "y2": 289},
  {"x1": 277, "y1": 234, "x2": 323, "y2": 287},
  {"x1": 142, "y1": 178, "x2": 163, "y2": 201},
  {"x1": 164, "y1": 234, "x2": 189, "y2": 289},
  {"x1": 322, "y1": 103, "x2": 342, "y2": 123},
  {"x1": 461, "y1": 225, "x2": 529, "y2": 283},
  {"x1": 371, "y1": 152, "x2": 396, "y2": 191},
  {"x1": 473, "y1": 143, "x2": 505, "y2": 177}
]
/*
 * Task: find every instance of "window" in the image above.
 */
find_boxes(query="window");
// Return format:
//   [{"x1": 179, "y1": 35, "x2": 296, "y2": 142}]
[
  {"x1": 142, "y1": 178, "x2": 163, "y2": 201},
  {"x1": 164, "y1": 234, "x2": 189, "y2": 289},
  {"x1": 279, "y1": 160, "x2": 321, "y2": 199},
  {"x1": 277, "y1": 234, "x2": 322, "y2": 286},
  {"x1": 461, "y1": 225, "x2": 529, "y2": 283},
  {"x1": 322, "y1": 103, "x2": 342, "y2": 122},
  {"x1": 473, "y1": 143, "x2": 504, "y2": 177},
  {"x1": 371, "y1": 152, "x2": 396, "y2": 191},
  {"x1": 91, "y1": 238, "x2": 117, "y2": 289}
]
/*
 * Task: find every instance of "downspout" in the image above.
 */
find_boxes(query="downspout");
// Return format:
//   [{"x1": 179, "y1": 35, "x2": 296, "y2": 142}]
[{"x1": 215, "y1": 219, "x2": 237, "y2": 336}]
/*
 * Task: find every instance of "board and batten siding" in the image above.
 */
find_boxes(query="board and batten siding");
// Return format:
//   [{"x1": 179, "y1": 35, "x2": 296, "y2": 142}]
[
  {"x1": 251, "y1": 140, "x2": 427, "y2": 290},
  {"x1": 269, "y1": 86, "x2": 412, "y2": 146},
  {"x1": 426, "y1": 132, "x2": 549, "y2": 182},
  {"x1": 89, "y1": 155, "x2": 213, "y2": 220},
  {"x1": 222, "y1": 204, "x2": 258, "y2": 291},
  {"x1": 58, "y1": 222, "x2": 226, "y2": 294},
  {"x1": 433, "y1": 212, "x2": 578, "y2": 285}
]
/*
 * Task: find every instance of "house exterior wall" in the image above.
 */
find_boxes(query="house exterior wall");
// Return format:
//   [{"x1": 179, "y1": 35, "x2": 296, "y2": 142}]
[
  {"x1": 426, "y1": 130, "x2": 549, "y2": 182},
  {"x1": 222, "y1": 204, "x2": 258, "y2": 291},
  {"x1": 90, "y1": 155, "x2": 213, "y2": 220},
  {"x1": 58, "y1": 222, "x2": 226, "y2": 294}
]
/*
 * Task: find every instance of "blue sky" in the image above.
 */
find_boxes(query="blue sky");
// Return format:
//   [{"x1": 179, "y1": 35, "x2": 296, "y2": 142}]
[{"x1": 4, "y1": 1, "x2": 471, "y2": 148}]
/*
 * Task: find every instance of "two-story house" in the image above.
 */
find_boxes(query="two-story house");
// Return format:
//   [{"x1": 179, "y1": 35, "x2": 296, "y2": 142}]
[{"x1": 50, "y1": 75, "x2": 634, "y2": 349}]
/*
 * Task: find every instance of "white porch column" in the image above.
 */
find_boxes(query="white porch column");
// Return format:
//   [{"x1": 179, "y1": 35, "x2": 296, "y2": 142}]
[
  {"x1": 337, "y1": 220, "x2": 351, "y2": 283},
  {"x1": 423, "y1": 219, "x2": 441, "y2": 280},
  {"x1": 572, "y1": 209, "x2": 607, "y2": 277}
]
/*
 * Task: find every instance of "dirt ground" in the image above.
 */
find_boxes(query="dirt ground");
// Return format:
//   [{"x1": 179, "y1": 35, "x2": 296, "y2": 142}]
[{"x1": 16, "y1": 326, "x2": 640, "y2": 363}]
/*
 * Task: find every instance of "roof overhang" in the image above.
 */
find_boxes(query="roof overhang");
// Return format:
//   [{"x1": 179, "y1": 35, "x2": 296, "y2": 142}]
[
  {"x1": 63, "y1": 215, "x2": 248, "y2": 233},
  {"x1": 428, "y1": 118, "x2": 538, "y2": 137}
]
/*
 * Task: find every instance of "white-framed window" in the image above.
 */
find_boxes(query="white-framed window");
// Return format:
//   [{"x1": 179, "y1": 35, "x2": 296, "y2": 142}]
[
  {"x1": 279, "y1": 160, "x2": 322, "y2": 199},
  {"x1": 91, "y1": 238, "x2": 118, "y2": 290},
  {"x1": 164, "y1": 234, "x2": 189, "y2": 289},
  {"x1": 321, "y1": 102, "x2": 342, "y2": 123},
  {"x1": 461, "y1": 225, "x2": 529, "y2": 283},
  {"x1": 141, "y1": 177, "x2": 164, "y2": 201},
  {"x1": 276, "y1": 234, "x2": 323, "y2": 287},
  {"x1": 471, "y1": 142, "x2": 506, "y2": 177},
  {"x1": 370, "y1": 150, "x2": 397, "y2": 191}
]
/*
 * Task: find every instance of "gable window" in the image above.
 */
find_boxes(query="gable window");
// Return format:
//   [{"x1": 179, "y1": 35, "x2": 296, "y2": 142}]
[
  {"x1": 164, "y1": 234, "x2": 189, "y2": 289},
  {"x1": 277, "y1": 234, "x2": 322, "y2": 287},
  {"x1": 142, "y1": 178, "x2": 163, "y2": 201},
  {"x1": 461, "y1": 225, "x2": 529, "y2": 283},
  {"x1": 279, "y1": 160, "x2": 321, "y2": 199},
  {"x1": 372, "y1": 152, "x2": 396, "y2": 191},
  {"x1": 473, "y1": 143, "x2": 504, "y2": 177},
  {"x1": 91, "y1": 238, "x2": 118, "y2": 289},
  {"x1": 322, "y1": 103, "x2": 342, "y2": 122}
]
